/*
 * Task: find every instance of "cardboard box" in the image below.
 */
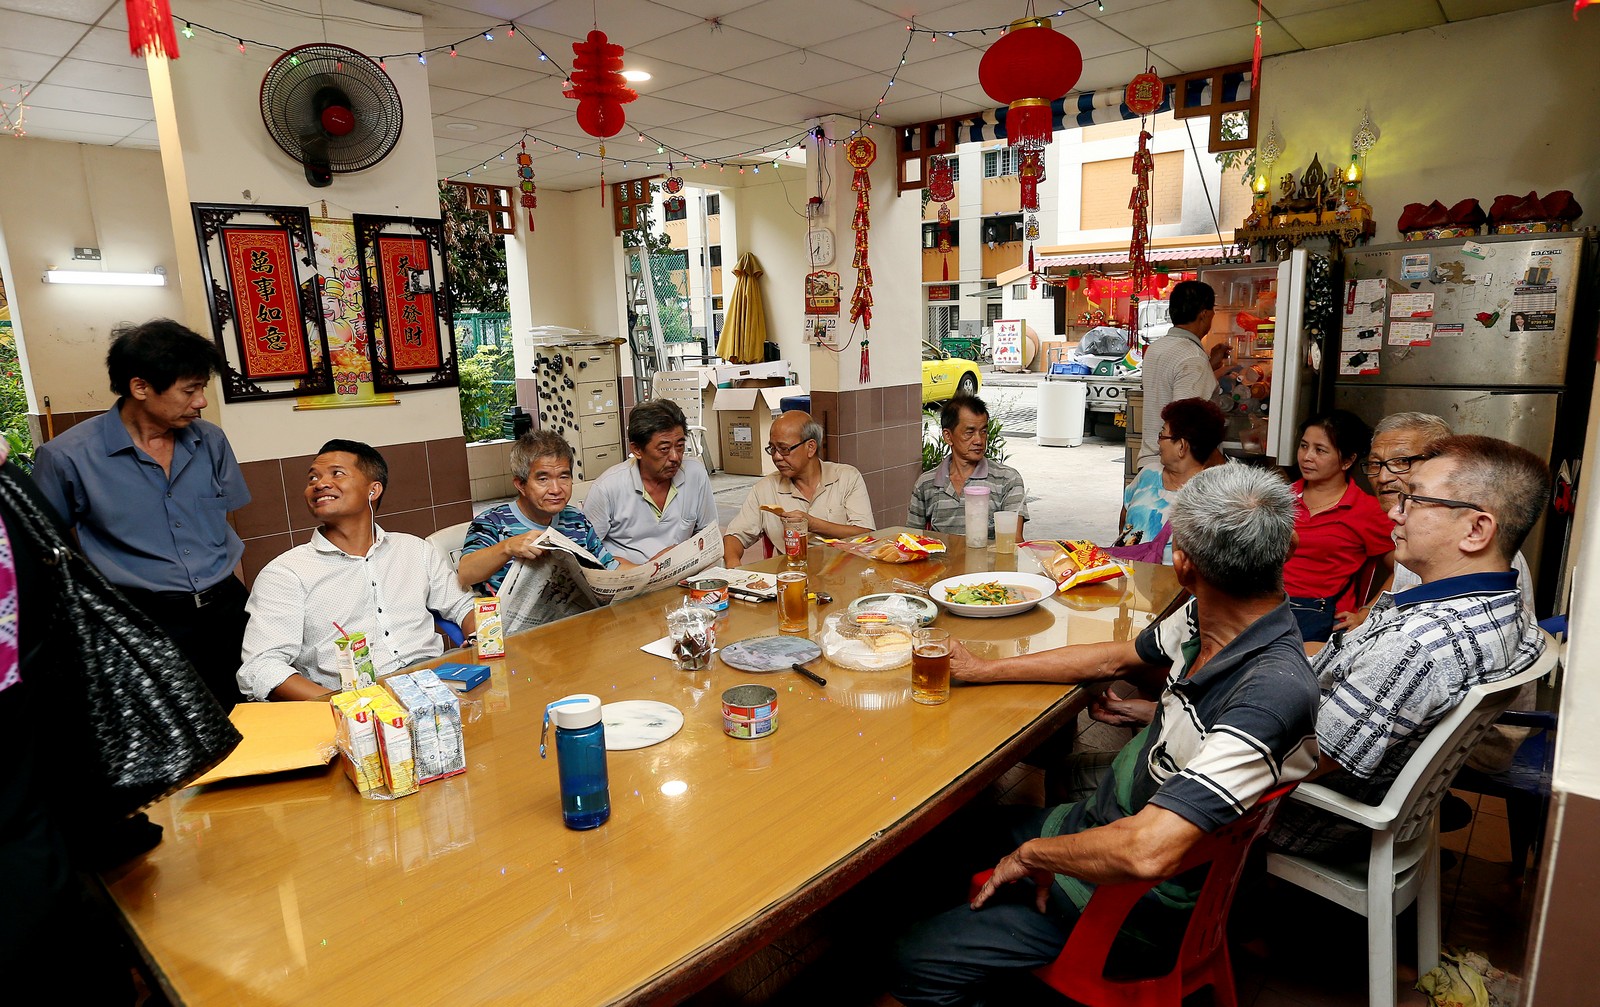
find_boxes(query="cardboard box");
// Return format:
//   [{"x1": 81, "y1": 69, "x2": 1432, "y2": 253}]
[{"x1": 713, "y1": 384, "x2": 805, "y2": 476}]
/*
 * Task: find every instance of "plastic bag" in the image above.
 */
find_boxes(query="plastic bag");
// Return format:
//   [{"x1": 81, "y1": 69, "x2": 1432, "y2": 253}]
[
  {"x1": 1022, "y1": 539, "x2": 1128, "y2": 592},
  {"x1": 825, "y1": 533, "x2": 947, "y2": 564}
]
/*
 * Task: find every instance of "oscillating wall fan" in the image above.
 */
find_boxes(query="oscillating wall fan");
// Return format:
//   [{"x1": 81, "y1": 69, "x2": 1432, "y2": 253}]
[{"x1": 260, "y1": 43, "x2": 403, "y2": 188}]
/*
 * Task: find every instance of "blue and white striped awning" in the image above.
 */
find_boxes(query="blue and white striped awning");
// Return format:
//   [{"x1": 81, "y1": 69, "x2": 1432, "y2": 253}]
[{"x1": 954, "y1": 72, "x2": 1251, "y2": 142}]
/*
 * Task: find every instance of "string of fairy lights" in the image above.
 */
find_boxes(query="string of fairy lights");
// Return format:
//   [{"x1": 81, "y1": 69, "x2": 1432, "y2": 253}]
[{"x1": 0, "y1": 5, "x2": 1120, "y2": 166}]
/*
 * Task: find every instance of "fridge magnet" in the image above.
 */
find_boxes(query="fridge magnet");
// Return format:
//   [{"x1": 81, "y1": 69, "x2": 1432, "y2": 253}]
[
  {"x1": 1460, "y1": 240, "x2": 1490, "y2": 260},
  {"x1": 1389, "y1": 321, "x2": 1433, "y2": 347},
  {"x1": 1342, "y1": 327, "x2": 1381, "y2": 352},
  {"x1": 1401, "y1": 254, "x2": 1431, "y2": 280},
  {"x1": 1339, "y1": 350, "x2": 1380, "y2": 376},
  {"x1": 1510, "y1": 284, "x2": 1557, "y2": 331},
  {"x1": 1434, "y1": 323, "x2": 1465, "y2": 338},
  {"x1": 1474, "y1": 311, "x2": 1501, "y2": 328},
  {"x1": 1389, "y1": 292, "x2": 1435, "y2": 318}
]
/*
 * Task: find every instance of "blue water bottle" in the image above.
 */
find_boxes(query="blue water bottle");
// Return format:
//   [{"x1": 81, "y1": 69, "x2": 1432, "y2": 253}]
[{"x1": 540, "y1": 694, "x2": 611, "y2": 830}]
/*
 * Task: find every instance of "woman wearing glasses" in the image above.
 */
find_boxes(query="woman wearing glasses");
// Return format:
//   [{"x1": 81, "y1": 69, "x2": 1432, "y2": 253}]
[
  {"x1": 1283, "y1": 410, "x2": 1395, "y2": 642},
  {"x1": 1111, "y1": 397, "x2": 1225, "y2": 562}
]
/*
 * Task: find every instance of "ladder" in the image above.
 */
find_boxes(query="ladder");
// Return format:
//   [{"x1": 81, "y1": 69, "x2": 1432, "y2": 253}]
[{"x1": 624, "y1": 245, "x2": 669, "y2": 397}]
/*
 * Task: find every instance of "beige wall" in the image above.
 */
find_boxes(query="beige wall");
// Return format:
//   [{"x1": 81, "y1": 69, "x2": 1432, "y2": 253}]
[
  {"x1": 1080, "y1": 150, "x2": 1184, "y2": 229},
  {"x1": 725, "y1": 163, "x2": 809, "y2": 384},
  {"x1": 1257, "y1": 2, "x2": 1600, "y2": 244},
  {"x1": 0, "y1": 141, "x2": 185, "y2": 416}
]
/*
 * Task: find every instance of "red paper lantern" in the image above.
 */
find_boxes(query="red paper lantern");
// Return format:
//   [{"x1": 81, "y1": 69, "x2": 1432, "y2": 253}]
[
  {"x1": 1153, "y1": 271, "x2": 1170, "y2": 290},
  {"x1": 1066, "y1": 275, "x2": 1081, "y2": 292},
  {"x1": 978, "y1": 18, "x2": 1082, "y2": 149},
  {"x1": 566, "y1": 30, "x2": 637, "y2": 139}
]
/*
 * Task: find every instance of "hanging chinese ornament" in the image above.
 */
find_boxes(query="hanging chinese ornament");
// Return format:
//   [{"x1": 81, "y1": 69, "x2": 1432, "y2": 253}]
[
  {"x1": 926, "y1": 155, "x2": 955, "y2": 281},
  {"x1": 1128, "y1": 129, "x2": 1154, "y2": 328},
  {"x1": 565, "y1": 30, "x2": 637, "y2": 139},
  {"x1": 517, "y1": 141, "x2": 537, "y2": 231},
  {"x1": 662, "y1": 175, "x2": 685, "y2": 215},
  {"x1": 127, "y1": 0, "x2": 181, "y2": 58},
  {"x1": 978, "y1": 17, "x2": 1082, "y2": 288},
  {"x1": 846, "y1": 136, "x2": 876, "y2": 382}
]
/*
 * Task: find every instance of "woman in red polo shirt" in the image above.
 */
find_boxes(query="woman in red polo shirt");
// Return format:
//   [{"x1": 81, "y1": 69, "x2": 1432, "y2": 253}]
[{"x1": 1284, "y1": 410, "x2": 1395, "y2": 642}]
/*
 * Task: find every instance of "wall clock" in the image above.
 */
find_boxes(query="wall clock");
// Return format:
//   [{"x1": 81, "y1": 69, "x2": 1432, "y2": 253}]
[{"x1": 807, "y1": 227, "x2": 835, "y2": 266}]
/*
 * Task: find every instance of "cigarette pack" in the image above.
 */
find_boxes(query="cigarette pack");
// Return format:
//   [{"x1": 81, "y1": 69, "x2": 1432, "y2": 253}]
[
  {"x1": 432, "y1": 661, "x2": 491, "y2": 692},
  {"x1": 330, "y1": 688, "x2": 383, "y2": 794},
  {"x1": 334, "y1": 632, "x2": 377, "y2": 690},
  {"x1": 475, "y1": 597, "x2": 505, "y2": 659}
]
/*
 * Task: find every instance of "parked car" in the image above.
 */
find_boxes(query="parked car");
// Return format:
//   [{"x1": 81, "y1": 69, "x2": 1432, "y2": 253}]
[{"x1": 922, "y1": 340, "x2": 981, "y2": 403}]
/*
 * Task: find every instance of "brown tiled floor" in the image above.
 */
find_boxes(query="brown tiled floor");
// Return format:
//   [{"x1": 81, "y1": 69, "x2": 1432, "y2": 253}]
[{"x1": 682, "y1": 772, "x2": 1538, "y2": 1007}]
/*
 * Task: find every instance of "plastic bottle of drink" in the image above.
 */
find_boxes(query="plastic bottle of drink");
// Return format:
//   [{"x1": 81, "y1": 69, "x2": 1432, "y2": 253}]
[
  {"x1": 963, "y1": 484, "x2": 991, "y2": 550},
  {"x1": 541, "y1": 694, "x2": 611, "y2": 830}
]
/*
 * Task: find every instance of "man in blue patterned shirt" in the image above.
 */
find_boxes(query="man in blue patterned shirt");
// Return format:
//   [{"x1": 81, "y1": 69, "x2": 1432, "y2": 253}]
[
  {"x1": 894, "y1": 465, "x2": 1320, "y2": 1004},
  {"x1": 1269, "y1": 435, "x2": 1549, "y2": 859},
  {"x1": 458, "y1": 431, "x2": 625, "y2": 595}
]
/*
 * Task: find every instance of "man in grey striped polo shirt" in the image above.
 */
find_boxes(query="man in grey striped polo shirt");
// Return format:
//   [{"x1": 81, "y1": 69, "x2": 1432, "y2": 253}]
[{"x1": 1270, "y1": 435, "x2": 1550, "y2": 858}]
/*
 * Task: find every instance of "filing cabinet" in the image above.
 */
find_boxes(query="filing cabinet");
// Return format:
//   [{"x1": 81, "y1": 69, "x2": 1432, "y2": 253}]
[{"x1": 530, "y1": 336, "x2": 626, "y2": 480}]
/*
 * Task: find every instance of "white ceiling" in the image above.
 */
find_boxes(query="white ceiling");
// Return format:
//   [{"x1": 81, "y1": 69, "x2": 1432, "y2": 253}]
[{"x1": 0, "y1": 0, "x2": 1556, "y2": 191}]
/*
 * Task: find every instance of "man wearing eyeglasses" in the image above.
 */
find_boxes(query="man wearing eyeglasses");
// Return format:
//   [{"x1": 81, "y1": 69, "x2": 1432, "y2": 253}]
[
  {"x1": 1269, "y1": 434, "x2": 1548, "y2": 859},
  {"x1": 722, "y1": 411, "x2": 874, "y2": 567}
]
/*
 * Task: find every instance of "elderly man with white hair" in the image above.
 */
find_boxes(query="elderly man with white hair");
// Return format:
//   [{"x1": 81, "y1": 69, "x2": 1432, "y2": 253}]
[{"x1": 891, "y1": 465, "x2": 1320, "y2": 1005}]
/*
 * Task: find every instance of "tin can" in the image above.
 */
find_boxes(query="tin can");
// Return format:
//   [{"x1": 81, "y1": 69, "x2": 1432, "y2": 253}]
[
  {"x1": 721, "y1": 684, "x2": 778, "y2": 739},
  {"x1": 688, "y1": 578, "x2": 730, "y2": 612}
]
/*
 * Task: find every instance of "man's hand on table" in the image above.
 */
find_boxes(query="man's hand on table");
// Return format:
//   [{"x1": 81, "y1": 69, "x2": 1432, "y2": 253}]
[
  {"x1": 970, "y1": 841, "x2": 1054, "y2": 913},
  {"x1": 948, "y1": 639, "x2": 998, "y2": 684}
]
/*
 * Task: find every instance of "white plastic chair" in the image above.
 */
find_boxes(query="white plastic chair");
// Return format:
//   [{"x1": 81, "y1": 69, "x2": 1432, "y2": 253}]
[
  {"x1": 425, "y1": 521, "x2": 472, "y2": 571},
  {"x1": 1265, "y1": 629, "x2": 1559, "y2": 1007},
  {"x1": 650, "y1": 370, "x2": 712, "y2": 471}
]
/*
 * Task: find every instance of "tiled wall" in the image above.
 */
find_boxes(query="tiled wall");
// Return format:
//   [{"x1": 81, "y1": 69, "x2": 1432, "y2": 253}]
[
  {"x1": 233, "y1": 436, "x2": 471, "y2": 586},
  {"x1": 468, "y1": 439, "x2": 517, "y2": 502},
  {"x1": 809, "y1": 383, "x2": 924, "y2": 530}
]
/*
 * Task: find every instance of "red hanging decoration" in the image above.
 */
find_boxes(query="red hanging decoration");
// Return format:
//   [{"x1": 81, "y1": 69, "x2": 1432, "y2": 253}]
[
  {"x1": 517, "y1": 142, "x2": 537, "y2": 232},
  {"x1": 845, "y1": 136, "x2": 876, "y2": 381},
  {"x1": 1125, "y1": 68, "x2": 1164, "y2": 116},
  {"x1": 1578, "y1": 0, "x2": 1597, "y2": 18},
  {"x1": 1251, "y1": 1, "x2": 1263, "y2": 92},
  {"x1": 927, "y1": 155, "x2": 955, "y2": 282},
  {"x1": 565, "y1": 30, "x2": 637, "y2": 139},
  {"x1": 977, "y1": 18, "x2": 1082, "y2": 150},
  {"x1": 127, "y1": 0, "x2": 180, "y2": 59},
  {"x1": 1128, "y1": 129, "x2": 1154, "y2": 310},
  {"x1": 662, "y1": 176, "x2": 685, "y2": 214}
]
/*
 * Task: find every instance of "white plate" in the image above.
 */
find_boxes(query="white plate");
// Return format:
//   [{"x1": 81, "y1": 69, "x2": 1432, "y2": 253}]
[
  {"x1": 601, "y1": 700, "x2": 685, "y2": 751},
  {"x1": 846, "y1": 592, "x2": 940, "y2": 626},
  {"x1": 929, "y1": 572, "x2": 1058, "y2": 618}
]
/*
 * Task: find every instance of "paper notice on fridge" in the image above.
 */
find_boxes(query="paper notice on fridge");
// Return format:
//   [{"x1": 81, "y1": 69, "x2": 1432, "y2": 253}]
[
  {"x1": 1401, "y1": 254, "x2": 1431, "y2": 280},
  {"x1": 1341, "y1": 326, "x2": 1382, "y2": 352},
  {"x1": 1344, "y1": 279, "x2": 1387, "y2": 328},
  {"x1": 1434, "y1": 323, "x2": 1465, "y2": 338},
  {"x1": 1339, "y1": 351, "x2": 1380, "y2": 376},
  {"x1": 1388, "y1": 321, "x2": 1433, "y2": 347},
  {"x1": 1390, "y1": 293, "x2": 1435, "y2": 318}
]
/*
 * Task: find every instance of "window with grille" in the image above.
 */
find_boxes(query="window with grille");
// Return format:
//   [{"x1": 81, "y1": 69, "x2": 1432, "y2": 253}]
[
  {"x1": 982, "y1": 147, "x2": 1021, "y2": 178},
  {"x1": 927, "y1": 304, "x2": 960, "y2": 344},
  {"x1": 705, "y1": 193, "x2": 720, "y2": 215}
]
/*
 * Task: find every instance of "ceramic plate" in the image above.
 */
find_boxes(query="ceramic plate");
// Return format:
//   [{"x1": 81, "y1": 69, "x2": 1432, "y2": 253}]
[
  {"x1": 601, "y1": 700, "x2": 685, "y2": 751},
  {"x1": 719, "y1": 635, "x2": 822, "y2": 672},
  {"x1": 846, "y1": 592, "x2": 940, "y2": 626},
  {"x1": 929, "y1": 572, "x2": 1059, "y2": 618}
]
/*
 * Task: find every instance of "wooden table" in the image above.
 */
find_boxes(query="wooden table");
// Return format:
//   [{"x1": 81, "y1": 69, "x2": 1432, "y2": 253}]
[{"x1": 104, "y1": 535, "x2": 1178, "y2": 1005}]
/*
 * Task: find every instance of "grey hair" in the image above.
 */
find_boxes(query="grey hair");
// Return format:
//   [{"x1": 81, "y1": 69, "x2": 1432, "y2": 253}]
[
  {"x1": 798, "y1": 417, "x2": 825, "y2": 451},
  {"x1": 510, "y1": 429, "x2": 574, "y2": 481},
  {"x1": 1374, "y1": 411, "x2": 1452, "y2": 442},
  {"x1": 1169, "y1": 464, "x2": 1298, "y2": 599}
]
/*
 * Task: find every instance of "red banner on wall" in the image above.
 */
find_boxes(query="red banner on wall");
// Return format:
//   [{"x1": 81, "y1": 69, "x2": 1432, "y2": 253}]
[
  {"x1": 221, "y1": 227, "x2": 310, "y2": 379},
  {"x1": 376, "y1": 235, "x2": 441, "y2": 373}
]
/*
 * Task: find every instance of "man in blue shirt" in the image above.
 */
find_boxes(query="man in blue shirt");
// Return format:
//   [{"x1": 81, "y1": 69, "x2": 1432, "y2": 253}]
[{"x1": 33, "y1": 320, "x2": 250, "y2": 710}]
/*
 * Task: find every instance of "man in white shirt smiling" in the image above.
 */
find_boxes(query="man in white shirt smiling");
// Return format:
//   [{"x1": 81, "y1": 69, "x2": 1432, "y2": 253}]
[{"x1": 237, "y1": 440, "x2": 476, "y2": 702}]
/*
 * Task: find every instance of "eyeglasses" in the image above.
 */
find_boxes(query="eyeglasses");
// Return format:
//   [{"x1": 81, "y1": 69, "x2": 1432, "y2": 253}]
[
  {"x1": 764, "y1": 439, "x2": 813, "y2": 458},
  {"x1": 1395, "y1": 491, "x2": 1485, "y2": 515},
  {"x1": 1157, "y1": 433, "x2": 1178, "y2": 443},
  {"x1": 1362, "y1": 454, "x2": 1427, "y2": 476}
]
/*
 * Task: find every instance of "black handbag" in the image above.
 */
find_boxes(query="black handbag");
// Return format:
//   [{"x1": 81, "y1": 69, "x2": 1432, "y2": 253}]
[{"x1": 0, "y1": 465, "x2": 241, "y2": 818}]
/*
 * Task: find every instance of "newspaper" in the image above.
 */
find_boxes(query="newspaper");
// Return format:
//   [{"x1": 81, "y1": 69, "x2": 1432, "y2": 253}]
[{"x1": 497, "y1": 525, "x2": 721, "y2": 634}]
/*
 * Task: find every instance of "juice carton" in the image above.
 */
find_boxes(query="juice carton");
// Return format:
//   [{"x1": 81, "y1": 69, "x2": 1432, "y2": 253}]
[
  {"x1": 370, "y1": 690, "x2": 419, "y2": 798},
  {"x1": 334, "y1": 632, "x2": 377, "y2": 690},
  {"x1": 330, "y1": 689, "x2": 383, "y2": 794},
  {"x1": 415, "y1": 670, "x2": 467, "y2": 778},
  {"x1": 475, "y1": 597, "x2": 505, "y2": 659},
  {"x1": 387, "y1": 673, "x2": 444, "y2": 784}
]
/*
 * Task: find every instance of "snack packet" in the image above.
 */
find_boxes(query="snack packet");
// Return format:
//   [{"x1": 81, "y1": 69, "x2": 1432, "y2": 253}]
[
  {"x1": 1023, "y1": 539, "x2": 1127, "y2": 592},
  {"x1": 825, "y1": 533, "x2": 948, "y2": 564}
]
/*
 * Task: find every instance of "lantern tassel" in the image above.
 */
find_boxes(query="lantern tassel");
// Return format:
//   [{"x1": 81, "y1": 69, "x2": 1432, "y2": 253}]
[
  {"x1": 1250, "y1": 3, "x2": 1262, "y2": 88},
  {"x1": 127, "y1": 0, "x2": 181, "y2": 59}
]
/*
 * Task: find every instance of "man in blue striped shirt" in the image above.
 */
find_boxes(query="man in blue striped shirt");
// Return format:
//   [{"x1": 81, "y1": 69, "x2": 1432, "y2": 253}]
[{"x1": 1270, "y1": 435, "x2": 1549, "y2": 858}]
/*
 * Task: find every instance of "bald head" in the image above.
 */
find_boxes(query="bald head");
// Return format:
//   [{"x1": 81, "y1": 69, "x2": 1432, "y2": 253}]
[{"x1": 768, "y1": 410, "x2": 825, "y2": 478}]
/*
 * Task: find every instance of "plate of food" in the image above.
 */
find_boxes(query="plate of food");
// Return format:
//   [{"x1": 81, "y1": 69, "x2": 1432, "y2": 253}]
[
  {"x1": 846, "y1": 592, "x2": 940, "y2": 627},
  {"x1": 929, "y1": 572, "x2": 1058, "y2": 618}
]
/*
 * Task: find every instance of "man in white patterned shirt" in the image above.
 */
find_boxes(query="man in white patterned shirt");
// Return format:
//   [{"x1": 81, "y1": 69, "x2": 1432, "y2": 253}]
[
  {"x1": 1270, "y1": 435, "x2": 1549, "y2": 858},
  {"x1": 237, "y1": 440, "x2": 476, "y2": 702}
]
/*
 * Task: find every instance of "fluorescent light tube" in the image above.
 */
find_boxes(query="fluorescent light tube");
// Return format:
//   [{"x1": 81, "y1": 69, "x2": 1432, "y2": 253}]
[{"x1": 42, "y1": 269, "x2": 166, "y2": 286}]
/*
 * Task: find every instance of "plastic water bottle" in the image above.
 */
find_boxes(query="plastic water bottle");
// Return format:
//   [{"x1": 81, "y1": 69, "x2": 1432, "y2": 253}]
[
  {"x1": 963, "y1": 484, "x2": 991, "y2": 550},
  {"x1": 541, "y1": 694, "x2": 611, "y2": 830}
]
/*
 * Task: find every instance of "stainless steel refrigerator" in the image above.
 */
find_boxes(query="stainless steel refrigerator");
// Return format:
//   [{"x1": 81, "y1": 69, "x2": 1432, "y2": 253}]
[{"x1": 1333, "y1": 232, "x2": 1595, "y2": 604}]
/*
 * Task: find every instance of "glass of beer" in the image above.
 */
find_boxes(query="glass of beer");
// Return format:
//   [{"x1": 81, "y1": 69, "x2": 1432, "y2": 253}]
[
  {"x1": 912, "y1": 628, "x2": 952, "y2": 705},
  {"x1": 993, "y1": 510, "x2": 1020, "y2": 556},
  {"x1": 777, "y1": 571, "x2": 809, "y2": 635},
  {"x1": 782, "y1": 514, "x2": 808, "y2": 570}
]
